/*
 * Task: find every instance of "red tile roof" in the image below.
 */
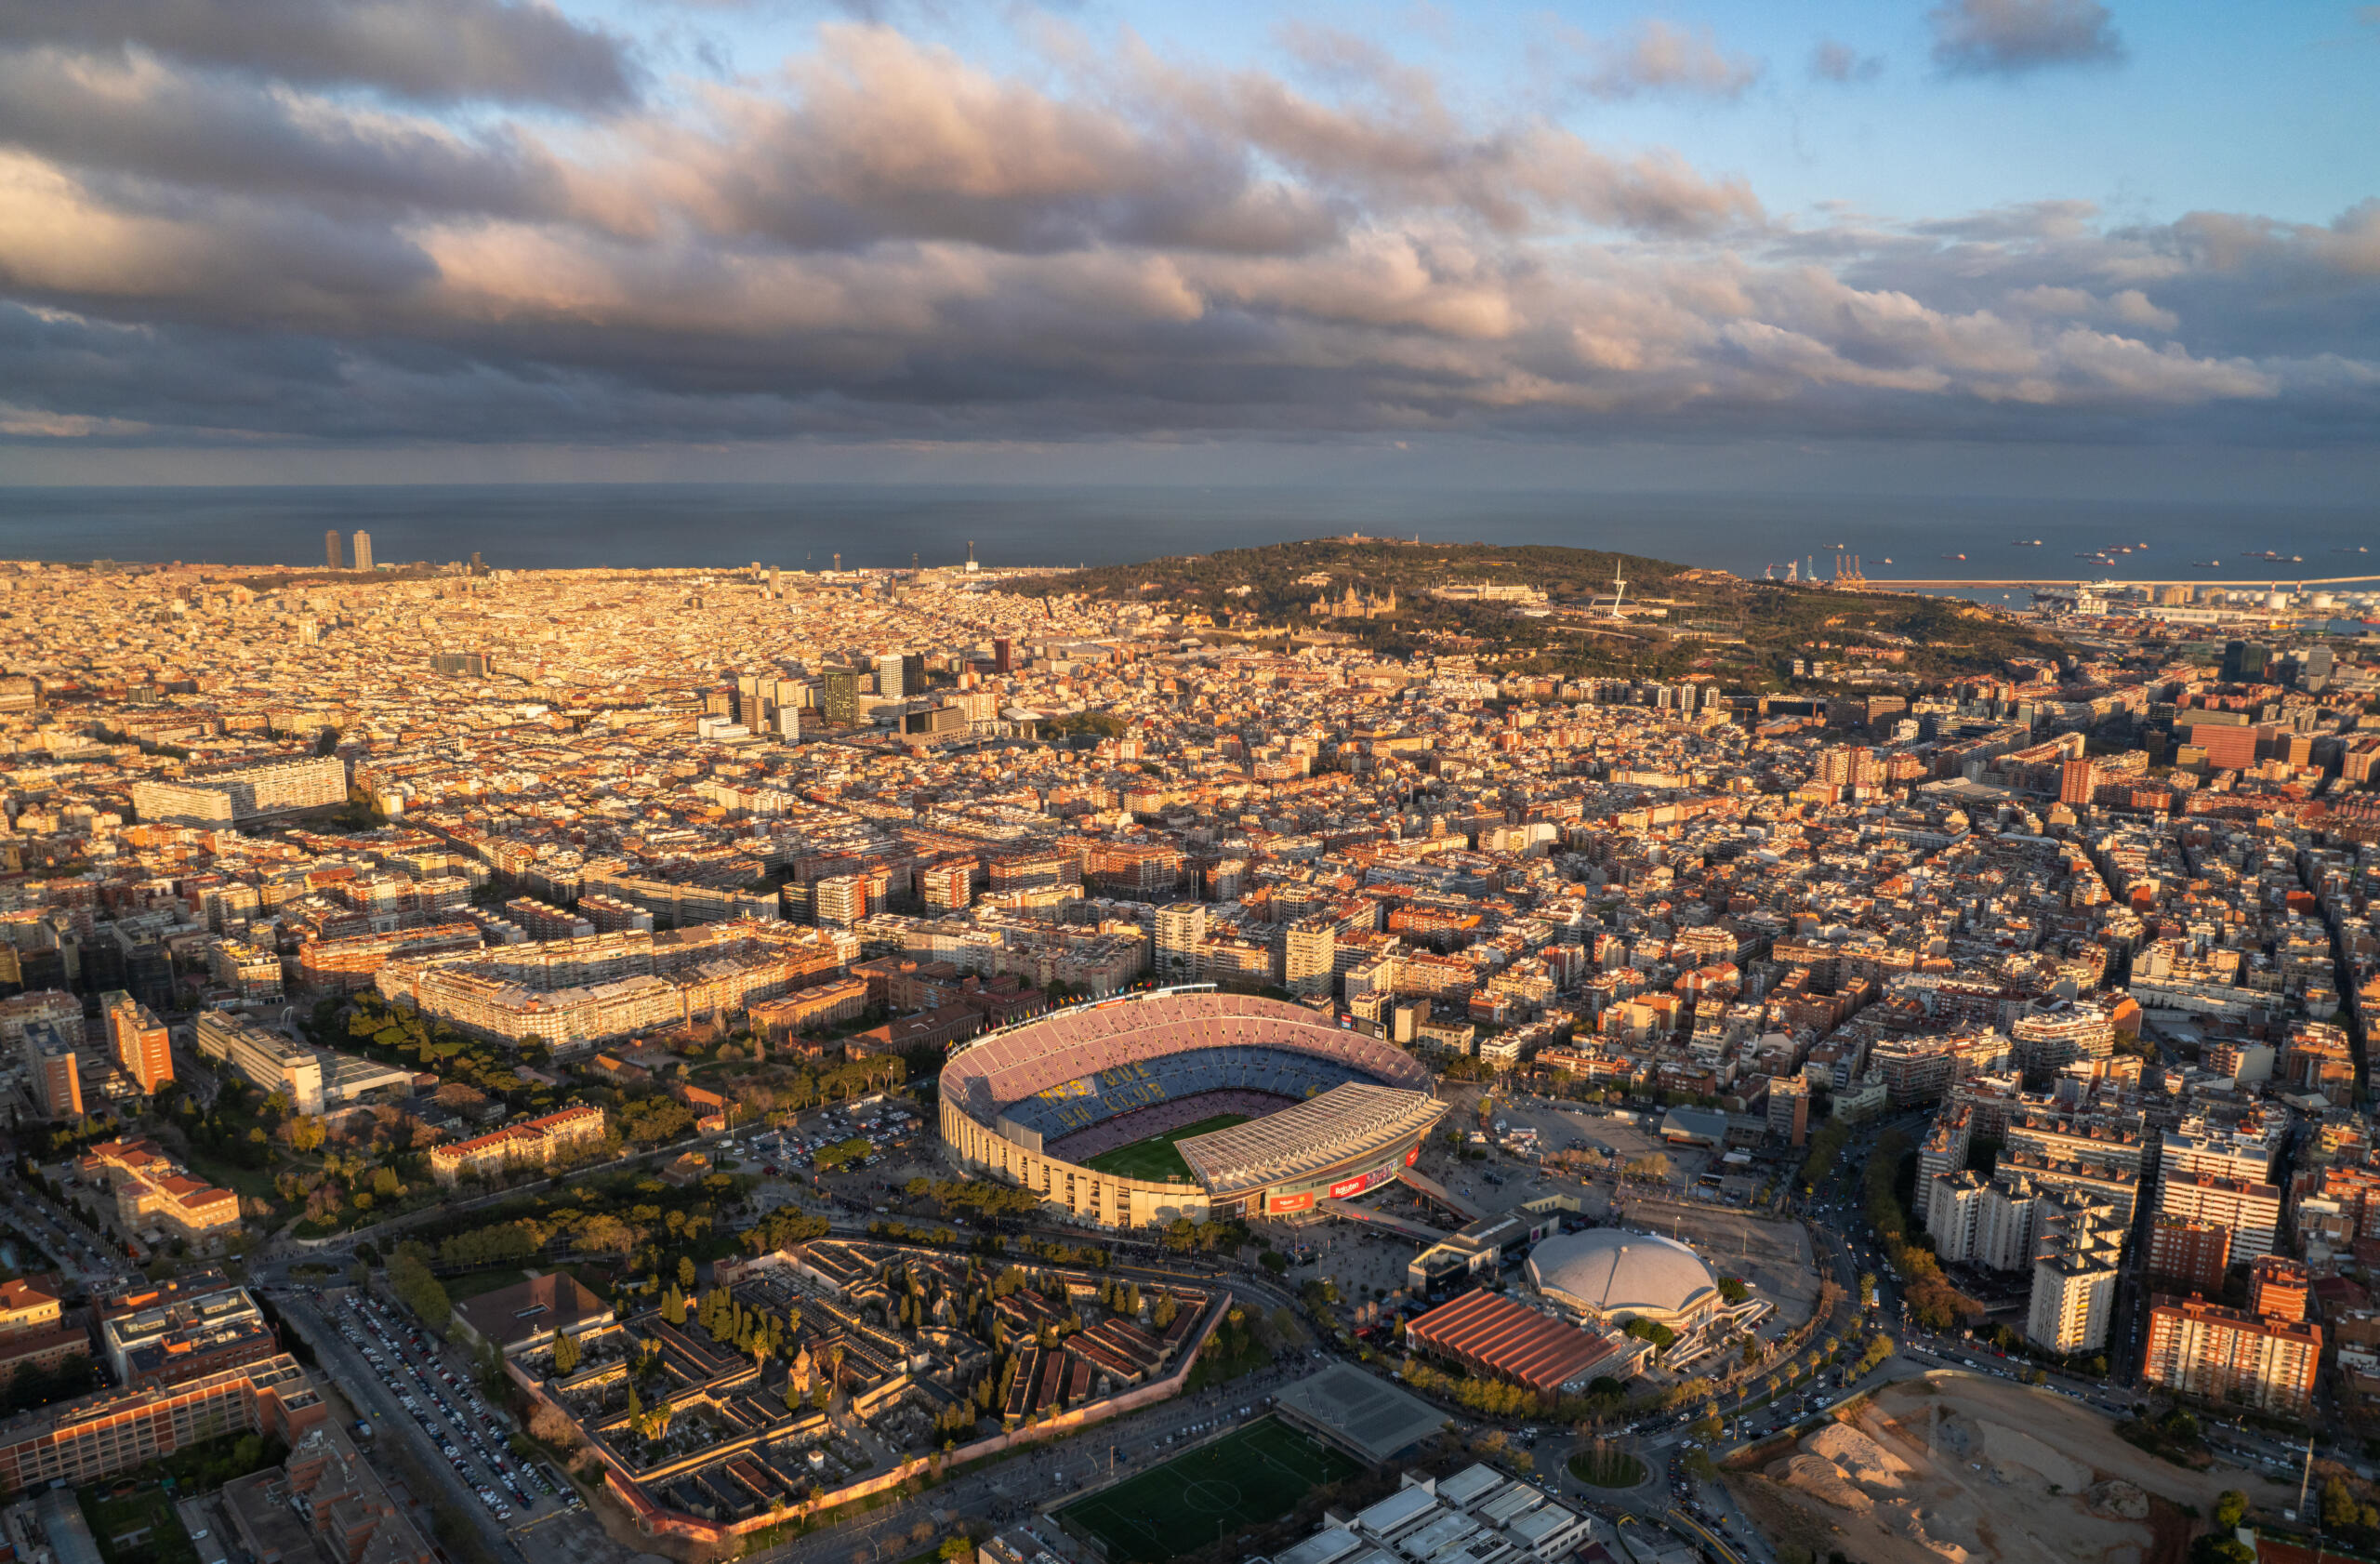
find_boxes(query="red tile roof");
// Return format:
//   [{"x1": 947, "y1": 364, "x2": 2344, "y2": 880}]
[{"x1": 1406, "y1": 1288, "x2": 1613, "y2": 1395}]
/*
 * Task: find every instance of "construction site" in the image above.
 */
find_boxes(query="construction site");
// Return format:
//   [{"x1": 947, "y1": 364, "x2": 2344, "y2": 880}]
[{"x1": 1722, "y1": 1373, "x2": 2301, "y2": 1564}]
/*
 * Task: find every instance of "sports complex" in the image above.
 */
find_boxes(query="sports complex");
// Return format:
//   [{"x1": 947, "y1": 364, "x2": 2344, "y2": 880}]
[
  {"x1": 938, "y1": 988, "x2": 1446, "y2": 1228},
  {"x1": 1057, "y1": 1417, "x2": 1359, "y2": 1563}
]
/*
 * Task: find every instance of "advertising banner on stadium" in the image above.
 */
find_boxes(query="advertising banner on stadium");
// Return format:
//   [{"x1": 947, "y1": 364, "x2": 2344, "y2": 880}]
[
  {"x1": 1269, "y1": 1192, "x2": 1315, "y2": 1214},
  {"x1": 1405, "y1": 1144, "x2": 1421, "y2": 1167},
  {"x1": 1329, "y1": 1168, "x2": 1389, "y2": 1200}
]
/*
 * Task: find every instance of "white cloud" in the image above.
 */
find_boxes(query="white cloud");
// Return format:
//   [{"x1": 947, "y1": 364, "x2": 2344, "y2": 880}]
[{"x1": 1577, "y1": 20, "x2": 1764, "y2": 102}]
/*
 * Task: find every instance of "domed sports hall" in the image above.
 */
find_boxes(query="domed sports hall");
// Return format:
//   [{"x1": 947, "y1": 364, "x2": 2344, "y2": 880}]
[
  {"x1": 938, "y1": 988, "x2": 1446, "y2": 1228},
  {"x1": 1525, "y1": 1227, "x2": 1722, "y2": 1329}
]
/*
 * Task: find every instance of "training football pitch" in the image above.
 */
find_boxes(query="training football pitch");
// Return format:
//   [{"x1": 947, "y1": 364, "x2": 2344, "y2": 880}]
[
  {"x1": 1078, "y1": 1113, "x2": 1250, "y2": 1181},
  {"x1": 1058, "y1": 1418, "x2": 1359, "y2": 1562}
]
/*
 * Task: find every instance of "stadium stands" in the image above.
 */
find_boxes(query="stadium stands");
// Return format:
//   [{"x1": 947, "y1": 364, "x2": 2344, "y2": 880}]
[
  {"x1": 945, "y1": 991, "x2": 1429, "y2": 1134},
  {"x1": 1047, "y1": 1090, "x2": 1289, "y2": 1163},
  {"x1": 938, "y1": 992, "x2": 1441, "y2": 1228}
]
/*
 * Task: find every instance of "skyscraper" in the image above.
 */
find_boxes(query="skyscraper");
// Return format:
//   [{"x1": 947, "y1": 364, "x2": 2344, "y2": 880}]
[
  {"x1": 992, "y1": 638, "x2": 1012, "y2": 674},
  {"x1": 324, "y1": 529, "x2": 342, "y2": 569},
  {"x1": 350, "y1": 531, "x2": 374, "y2": 572},
  {"x1": 822, "y1": 668, "x2": 860, "y2": 727},
  {"x1": 876, "y1": 651, "x2": 922, "y2": 701}
]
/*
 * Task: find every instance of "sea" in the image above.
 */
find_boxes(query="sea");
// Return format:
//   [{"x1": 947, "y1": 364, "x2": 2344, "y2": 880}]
[{"x1": 0, "y1": 486, "x2": 2372, "y2": 600}]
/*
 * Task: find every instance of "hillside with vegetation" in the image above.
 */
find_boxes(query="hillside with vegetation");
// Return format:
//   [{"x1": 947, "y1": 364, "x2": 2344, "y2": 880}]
[{"x1": 1012, "y1": 537, "x2": 2069, "y2": 692}]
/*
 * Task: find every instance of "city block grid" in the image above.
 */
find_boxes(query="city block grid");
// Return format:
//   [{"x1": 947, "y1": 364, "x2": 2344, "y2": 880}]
[{"x1": 0, "y1": 543, "x2": 2378, "y2": 1564}]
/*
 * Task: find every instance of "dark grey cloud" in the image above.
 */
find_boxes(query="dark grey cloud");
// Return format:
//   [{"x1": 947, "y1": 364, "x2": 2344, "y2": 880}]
[
  {"x1": 1808, "y1": 39, "x2": 1883, "y2": 84},
  {"x1": 0, "y1": 11, "x2": 2370, "y2": 459},
  {"x1": 1929, "y1": 0, "x2": 2124, "y2": 76},
  {"x1": 0, "y1": 0, "x2": 636, "y2": 107},
  {"x1": 0, "y1": 51, "x2": 578, "y2": 223}
]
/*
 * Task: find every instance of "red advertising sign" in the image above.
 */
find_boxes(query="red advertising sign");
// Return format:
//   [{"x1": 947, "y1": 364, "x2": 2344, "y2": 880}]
[
  {"x1": 1405, "y1": 1144, "x2": 1421, "y2": 1167},
  {"x1": 1329, "y1": 1171, "x2": 1379, "y2": 1200},
  {"x1": 1270, "y1": 1192, "x2": 1315, "y2": 1214}
]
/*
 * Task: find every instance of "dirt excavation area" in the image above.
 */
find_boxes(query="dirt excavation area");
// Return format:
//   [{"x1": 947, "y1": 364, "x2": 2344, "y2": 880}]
[{"x1": 1723, "y1": 1374, "x2": 2301, "y2": 1564}]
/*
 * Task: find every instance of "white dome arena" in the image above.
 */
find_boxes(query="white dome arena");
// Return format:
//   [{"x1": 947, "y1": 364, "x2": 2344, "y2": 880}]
[{"x1": 1527, "y1": 1228, "x2": 1722, "y2": 1328}]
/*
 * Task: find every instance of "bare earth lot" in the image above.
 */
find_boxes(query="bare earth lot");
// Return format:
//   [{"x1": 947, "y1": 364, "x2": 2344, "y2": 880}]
[{"x1": 1724, "y1": 1373, "x2": 2301, "y2": 1564}]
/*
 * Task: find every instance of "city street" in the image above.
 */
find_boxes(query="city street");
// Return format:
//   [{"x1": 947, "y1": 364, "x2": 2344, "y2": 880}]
[
  {"x1": 272, "y1": 1287, "x2": 548, "y2": 1564},
  {"x1": 8, "y1": 1185, "x2": 133, "y2": 1292}
]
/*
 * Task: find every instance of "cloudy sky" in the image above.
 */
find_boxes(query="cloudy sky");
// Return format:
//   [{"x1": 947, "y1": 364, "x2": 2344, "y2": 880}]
[{"x1": 1, "y1": 0, "x2": 2375, "y2": 494}]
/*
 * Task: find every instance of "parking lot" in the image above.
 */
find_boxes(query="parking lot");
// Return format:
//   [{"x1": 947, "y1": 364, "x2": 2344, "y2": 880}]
[
  {"x1": 330, "y1": 1290, "x2": 572, "y2": 1526},
  {"x1": 731, "y1": 1095, "x2": 925, "y2": 1183}
]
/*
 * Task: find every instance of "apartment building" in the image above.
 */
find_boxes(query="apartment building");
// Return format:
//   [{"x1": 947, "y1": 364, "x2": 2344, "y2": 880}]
[
  {"x1": 2146, "y1": 1213, "x2": 2232, "y2": 1292},
  {"x1": 2143, "y1": 1293, "x2": 2320, "y2": 1415},
  {"x1": 2008, "y1": 1003, "x2": 2117, "y2": 1071},
  {"x1": 1926, "y1": 1170, "x2": 2042, "y2": 1272},
  {"x1": 0, "y1": 988, "x2": 84, "y2": 1049},
  {"x1": 747, "y1": 976, "x2": 870, "y2": 1041},
  {"x1": 209, "y1": 937, "x2": 285, "y2": 1001},
  {"x1": 2250, "y1": 1257, "x2": 2310, "y2": 1324},
  {"x1": 102, "y1": 990, "x2": 173, "y2": 1094},
  {"x1": 23, "y1": 1019, "x2": 81, "y2": 1118},
  {"x1": 0, "y1": 1354, "x2": 324, "y2": 1492},
  {"x1": 1283, "y1": 919, "x2": 1337, "y2": 1000},
  {"x1": 295, "y1": 920, "x2": 483, "y2": 992},
  {"x1": 2155, "y1": 1173, "x2": 2282, "y2": 1260},
  {"x1": 2025, "y1": 1194, "x2": 2124, "y2": 1355},
  {"x1": 129, "y1": 755, "x2": 347, "y2": 827},
  {"x1": 1766, "y1": 1074, "x2": 1810, "y2": 1146}
]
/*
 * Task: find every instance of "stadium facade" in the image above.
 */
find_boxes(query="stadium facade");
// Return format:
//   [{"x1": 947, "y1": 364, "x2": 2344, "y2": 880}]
[{"x1": 938, "y1": 988, "x2": 1444, "y2": 1228}]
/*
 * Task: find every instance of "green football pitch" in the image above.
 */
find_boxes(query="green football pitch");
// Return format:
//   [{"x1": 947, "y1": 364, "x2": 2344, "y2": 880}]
[
  {"x1": 1078, "y1": 1113, "x2": 1250, "y2": 1181},
  {"x1": 1057, "y1": 1418, "x2": 1359, "y2": 1563}
]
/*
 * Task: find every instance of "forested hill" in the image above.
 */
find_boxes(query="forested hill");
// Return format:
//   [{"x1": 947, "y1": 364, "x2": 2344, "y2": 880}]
[
  {"x1": 1009, "y1": 537, "x2": 2070, "y2": 689},
  {"x1": 1010, "y1": 537, "x2": 1684, "y2": 620}
]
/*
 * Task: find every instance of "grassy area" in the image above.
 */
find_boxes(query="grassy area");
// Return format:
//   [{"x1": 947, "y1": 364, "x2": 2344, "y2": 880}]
[
  {"x1": 178, "y1": 1147, "x2": 282, "y2": 1208},
  {"x1": 1058, "y1": 1419, "x2": 1358, "y2": 1564},
  {"x1": 442, "y1": 1267, "x2": 530, "y2": 1303},
  {"x1": 1567, "y1": 1447, "x2": 1647, "y2": 1488},
  {"x1": 1080, "y1": 1114, "x2": 1250, "y2": 1182},
  {"x1": 1184, "y1": 1332, "x2": 1274, "y2": 1392},
  {"x1": 80, "y1": 1483, "x2": 195, "y2": 1564}
]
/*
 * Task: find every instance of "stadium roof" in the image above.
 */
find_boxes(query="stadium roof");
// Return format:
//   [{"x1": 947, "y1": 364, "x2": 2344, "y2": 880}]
[
  {"x1": 1274, "y1": 1362, "x2": 1446, "y2": 1464},
  {"x1": 940, "y1": 990, "x2": 1429, "y2": 1120},
  {"x1": 1173, "y1": 1081, "x2": 1444, "y2": 1196},
  {"x1": 1527, "y1": 1228, "x2": 1719, "y2": 1324},
  {"x1": 1405, "y1": 1289, "x2": 1615, "y2": 1395}
]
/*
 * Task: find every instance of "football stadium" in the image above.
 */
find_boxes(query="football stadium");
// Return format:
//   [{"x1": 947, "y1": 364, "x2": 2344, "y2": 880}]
[{"x1": 938, "y1": 988, "x2": 1445, "y2": 1228}]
